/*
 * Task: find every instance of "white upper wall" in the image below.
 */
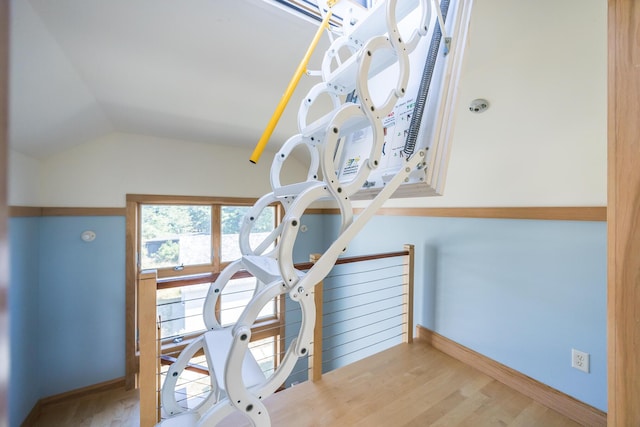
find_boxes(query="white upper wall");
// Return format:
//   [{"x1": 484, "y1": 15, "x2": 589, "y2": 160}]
[
  {"x1": 23, "y1": 133, "x2": 306, "y2": 207},
  {"x1": 384, "y1": 0, "x2": 607, "y2": 207},
  {"x1": 8, "y1": 150, "x2": 41, "y2": 206}
]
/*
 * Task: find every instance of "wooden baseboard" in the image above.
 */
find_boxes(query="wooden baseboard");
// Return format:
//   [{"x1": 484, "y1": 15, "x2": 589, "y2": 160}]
[
  {"x1": 21, "y1": 400, "x2": 42, "y2": 427},
  {"x1": 416, "y1": 325, "x2": 606, "y2": 427},
  {"x1": 22, "y1": 377, "x2": 126, "y2": 426},
  {"x1": 40, "y1": 377, "x2": 126, "y2": 407}
]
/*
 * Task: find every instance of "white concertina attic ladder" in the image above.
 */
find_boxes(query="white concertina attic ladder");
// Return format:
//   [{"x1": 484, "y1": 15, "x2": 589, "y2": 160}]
[{"x1": 157, "y1": 0, "x2": 473, "y2": 425}]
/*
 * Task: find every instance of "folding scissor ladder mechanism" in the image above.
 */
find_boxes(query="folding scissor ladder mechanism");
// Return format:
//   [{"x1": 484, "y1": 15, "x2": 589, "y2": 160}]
[{"x1": 158, "y1": 0, "x2": 472, "y2": 425}]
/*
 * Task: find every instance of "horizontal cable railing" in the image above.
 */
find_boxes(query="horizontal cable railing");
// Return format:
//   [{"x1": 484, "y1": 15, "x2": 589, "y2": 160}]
[
  {"x1": 308, "y1": 244, "x2": 414, "y2": 381},
  {"x1": 138, "y1": 244, "x2": 414, "y2": 426}
]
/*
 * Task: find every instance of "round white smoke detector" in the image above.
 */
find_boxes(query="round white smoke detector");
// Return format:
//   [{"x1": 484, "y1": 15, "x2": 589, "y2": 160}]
[{"x1": 469, "y1": 99, "x2": 489, "y2": 113}]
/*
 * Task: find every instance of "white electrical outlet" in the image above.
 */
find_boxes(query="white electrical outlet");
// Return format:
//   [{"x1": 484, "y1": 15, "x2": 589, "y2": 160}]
[{"x1": 572, "y1": 349, "x2": 590, "y2": 373}]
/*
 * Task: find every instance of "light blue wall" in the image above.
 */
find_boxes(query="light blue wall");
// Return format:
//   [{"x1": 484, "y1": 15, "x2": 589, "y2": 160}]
[
  {"x1": 293, "y1": 214, "x2": 326, "y2": 264},
  {"x1": 8, "y1": 215, "x2": 126, "y2": 424},
  {"x1": 8, "y1": 217, "x2": 41, "y2": 427},
  {"x1": 8, "y1": 211, "x2": 607, "y2": 421},
  {"x1": 38, "y1": 216, "x2": 126, "y2": 397},
  {"x1": 319, "y1": 214, "x2": 607, "y2": 411}
]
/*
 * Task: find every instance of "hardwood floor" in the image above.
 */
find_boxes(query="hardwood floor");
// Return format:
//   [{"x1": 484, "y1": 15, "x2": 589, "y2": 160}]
[
  {"x1": 31, "y1": 387, "x2": 139, "y2": 427},
  {"x1": 30, "y1": 340, "x2": 580, "y2": 426}
]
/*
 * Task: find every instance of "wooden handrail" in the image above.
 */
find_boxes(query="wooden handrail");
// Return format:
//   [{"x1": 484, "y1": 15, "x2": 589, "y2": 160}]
[
  {"x1": 294, "y1": 250, "x2": 410, "y2": 271},
  {"x1": 154, "y1": 249, "x2": 410, "y2": 290}
]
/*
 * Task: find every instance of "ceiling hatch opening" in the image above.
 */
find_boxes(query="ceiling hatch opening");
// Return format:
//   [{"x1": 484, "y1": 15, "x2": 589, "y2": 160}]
[{"x1": 263, "y1": 0, "x2": 372, "y2": 30}]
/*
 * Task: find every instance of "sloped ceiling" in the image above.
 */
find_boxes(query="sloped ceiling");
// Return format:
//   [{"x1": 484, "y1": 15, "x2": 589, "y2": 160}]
[{"x1": 11, "y1": 0, "x2": 332, "y2": 158}]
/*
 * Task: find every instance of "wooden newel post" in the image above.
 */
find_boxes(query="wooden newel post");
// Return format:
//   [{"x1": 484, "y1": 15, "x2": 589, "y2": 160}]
[
  {"x1": 308, "y1": 253, "x2": 324, "y2": 382},
  {"x1": 403, "y1": 244, "x2": 414, "y2": 344},
  {"x1": 138, "y1": 270, "x2": 159, "y2": 427}
]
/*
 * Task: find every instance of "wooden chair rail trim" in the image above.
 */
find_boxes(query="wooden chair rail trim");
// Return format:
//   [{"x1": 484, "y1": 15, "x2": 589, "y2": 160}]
[
  {"x1": 416, "y1": 325, "x2": 607, "y2": 427},
  {"x1": 307, "y1": 206, "x2": 606, "y2": 221},
  {"x1": 126, "y1": 194, "x2": 258, "y2": 205},
  {"x1": 8, "y1": 206, "x2": 42, "y2": 217},
  {"x1": 42, "y1": 207, "x2": 127, "y2": 216},
  {"x1": 10, "y1": 206, "x2": 605, "y2": 221},
  {"x1": 9, "y1": 206, "x2": 126, "y2": 217}
]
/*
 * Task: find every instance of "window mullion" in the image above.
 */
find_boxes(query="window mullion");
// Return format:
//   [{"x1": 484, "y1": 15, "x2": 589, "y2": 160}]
[
  {"x1": 212, "y1": 204, "x2": 221, "y2": 272},
  {"x1": 212, "y1": 204, "x2": 222, "y2": 324}
]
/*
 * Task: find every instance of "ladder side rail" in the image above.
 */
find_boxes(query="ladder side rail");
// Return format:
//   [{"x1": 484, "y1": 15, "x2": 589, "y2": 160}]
[
  {"x1": 238, "y1": 193, "x2": 283, "y2": 259},
  {"x1": 294, "y1": 149, "x2": 426, "y2": 303},
  {"x1": 270, "y1": 134, "x2": 321, "y2": 191},
  {"x1": 202, "y1": 259, "x2": 245, "y2": 330},
  {"x1": 161, "y1": 335, "x2": 219, "y2": 417}
]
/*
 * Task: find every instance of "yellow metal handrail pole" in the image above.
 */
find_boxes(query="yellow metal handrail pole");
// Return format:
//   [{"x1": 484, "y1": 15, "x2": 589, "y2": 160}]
[{"x1": 249, "y1": 10, "x2": 333, "y2": 164}]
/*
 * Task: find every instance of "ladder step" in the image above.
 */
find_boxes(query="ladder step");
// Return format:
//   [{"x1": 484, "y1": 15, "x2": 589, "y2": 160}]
[
  {"x1": 242, "y1": 255, "x2": 304, "y2": 285},
  {"x1": 301, "y1": 105, "x2": 368, "y2": 139},
  {"x1": 274, "y1": 180, "x2": 323, "y2": 198},
  {"x1": 346, "y1": 0, "x2": 419, "y2": 45},
  {"x1": 324, "y1": 45, "x2": 397, "y2": 95},
  {"x1": 243, "y1": 255, "x2": 281, "y2": 284},
  {"x1": 204, "y1": 329, "x2": 265, "y2": 392},
  {"x1": 323, "y1": 0, "x2": 419, "y2": 95}
]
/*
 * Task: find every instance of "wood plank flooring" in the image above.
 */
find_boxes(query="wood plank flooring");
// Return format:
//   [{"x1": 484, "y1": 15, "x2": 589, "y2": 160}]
[
  {"x1": 30, "y1": 387, "x2": 139, "y2": 427},
  {"x1": 30, "y1": 340, "x2": 580, "y2": 426}
]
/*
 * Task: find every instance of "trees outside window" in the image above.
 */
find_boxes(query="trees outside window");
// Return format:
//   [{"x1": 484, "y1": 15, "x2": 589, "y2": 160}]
[{"x1": 126, "y1": 195, "x2": 282, "y2": 385}]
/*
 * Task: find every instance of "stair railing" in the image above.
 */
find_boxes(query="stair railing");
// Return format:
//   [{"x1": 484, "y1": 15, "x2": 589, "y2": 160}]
[{"x1": 138, "y1": 244, "x2": 415, "y2": 426}]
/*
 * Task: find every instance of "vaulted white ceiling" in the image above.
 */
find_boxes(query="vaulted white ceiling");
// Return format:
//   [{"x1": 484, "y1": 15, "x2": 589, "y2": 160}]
[{"x1": 11, "y1": 0, "x2": 333, "y2": 158}]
